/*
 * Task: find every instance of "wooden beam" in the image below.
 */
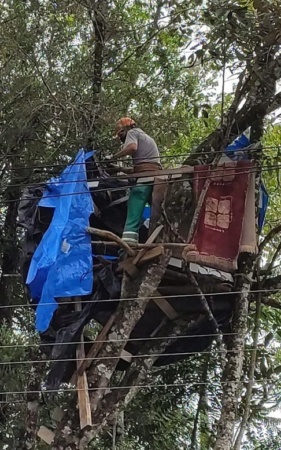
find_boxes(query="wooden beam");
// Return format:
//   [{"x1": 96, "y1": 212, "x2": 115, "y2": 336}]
[
  {"x1": 138, "y1": 246, "x2": 164, "y2": 263},
  {"x1": 77, "y1": 313, "x2": 116, "y2": 376},
  {"x1": 118, "y1": 246, "x2": 164, "y2": 277},
  {"x1": 113, "y1": 165, "x2": 193, "y2": 180},
  {"x1": 75, "y1": 300, "x2": 92, "y2": 430},
  {"x1": 133, "y1": 225, "x2": 163, "y2": 265},
  {"x1": 152, "y1": 290, "x2": 178, "y2": 321},
  {"x1": 89, "y1": 165, "x2": 193, "y2": 181}
]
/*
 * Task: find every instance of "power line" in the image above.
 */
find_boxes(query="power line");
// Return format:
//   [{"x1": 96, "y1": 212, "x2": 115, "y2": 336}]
[
  {"x1": 1, "y1": 157, "x2": 268, "y2": 192},
  {"x1": 0, "y1": 144, "x2": 279, "y2": 180},
  {"x1": 0, "y1": 347, "x2": 275, "y2": 368},
  {"x1": 1, "y1": 378, "x2": 279, "y2": 397},
  {"x1": 1, "y1": 287, "x2": 279, "y2": 310},
  {"x1": 0, "y1": 332, "x2": 240, "y2": 350},
  {"x1": 0, "y1": 163, "x2": 275, "y2": 205}
]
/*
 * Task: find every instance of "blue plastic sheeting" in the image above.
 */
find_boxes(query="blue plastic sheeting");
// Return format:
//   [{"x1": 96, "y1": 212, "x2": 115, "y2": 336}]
[
  {"x1": 259, "y1": 182, "x2": 269, "y2": 231},
  {"x1": 225, "y1": 133, "x2": 250, "y2": 158},
  {"x1": 39, "y1": 150, "x2": 94, "y2": 210},
  {"x1": 224, "y1": 134, "x2": 269, "y2": 230},
  {"x1": 95, "y1": 255, "x2": 118, "y2": 261},
  {"x1": 143, "y1": 203, "x2": 151, "y2": 220},
  {"x1": 27, "y1": 150, "x2": 94, "y2": 332}
]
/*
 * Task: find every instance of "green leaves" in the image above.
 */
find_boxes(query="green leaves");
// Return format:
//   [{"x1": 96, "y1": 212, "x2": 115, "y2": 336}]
[{"x1": 1, "y1": 0, "x2": 281, "y2": 448}]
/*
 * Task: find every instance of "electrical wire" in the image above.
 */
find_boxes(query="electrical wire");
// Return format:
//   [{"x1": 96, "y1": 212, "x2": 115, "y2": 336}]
[
  {"x1": 0, "y1": 145, "x2": 276, "y2": 192},
  {"x1": 0, "y1": 332, "x2": 239, "y2": 350},
  {"x1": 0, "y1": 158, "x2": 264, "y2": 192},
  {"x1": 1, "y1": 287, "x2": 280, "y2": 310},
  {"x1": 0, "y1": 378, "x2": 280, "y2": 397},
  {"x1": 0, "y1": 163, "x2": 276, "y2": 205},
  {"x1": 0, "y1": 347, "x2": 277, "y2": 368},
  {"x1": 1, "y1": 143, "x2": 281, "y2": 171}
]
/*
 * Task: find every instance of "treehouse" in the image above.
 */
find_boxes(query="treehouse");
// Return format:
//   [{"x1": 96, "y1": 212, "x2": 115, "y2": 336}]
[{"x1": 18, "y1": 135, "x2": 268, "y2": 443}]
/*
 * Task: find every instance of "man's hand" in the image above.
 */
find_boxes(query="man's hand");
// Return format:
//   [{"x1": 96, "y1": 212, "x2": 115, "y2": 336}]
[
  {"x1": 103, "y1": 155, "x2": 119, "y2": 173},
  {"x1": 115, "y1": 143, "x2": 137, "y2": 159}
]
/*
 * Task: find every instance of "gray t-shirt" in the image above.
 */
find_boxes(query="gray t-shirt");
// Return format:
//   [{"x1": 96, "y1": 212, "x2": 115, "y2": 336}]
[{"x1": 124, "y1": 128, "x2": 161, "y2": 166}]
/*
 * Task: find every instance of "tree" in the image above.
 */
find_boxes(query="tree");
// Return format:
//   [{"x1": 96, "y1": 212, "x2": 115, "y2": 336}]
[{"x1": 1, "y1": 0, "x2": 281, "y2": 449}]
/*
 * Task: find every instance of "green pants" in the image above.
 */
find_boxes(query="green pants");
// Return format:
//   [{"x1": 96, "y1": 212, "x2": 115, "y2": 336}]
[{"x1": 122, "y1": 184, "x2": 153, "y2": 243}]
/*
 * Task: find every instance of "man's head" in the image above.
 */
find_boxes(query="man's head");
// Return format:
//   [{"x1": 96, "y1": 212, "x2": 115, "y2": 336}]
[{"x1": 114, "y1": 117, "x2": 136, "y2": 143}]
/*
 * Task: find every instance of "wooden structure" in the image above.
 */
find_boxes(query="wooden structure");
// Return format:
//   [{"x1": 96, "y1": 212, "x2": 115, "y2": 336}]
[{"x1": 35, "y1": 164, "x2": 251, "y2": 444}]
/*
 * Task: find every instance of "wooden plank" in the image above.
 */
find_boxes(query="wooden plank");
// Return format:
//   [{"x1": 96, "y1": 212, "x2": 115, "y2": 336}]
[
  {"x1": 77, "y1": 313, "x2": 116, "y2": 376},
  {"x1": 120, "y1": 261, "x2": 139, "y2": 278},
  {"x1": 138, "y1": 246, "x2": 164, "y2": 264},
  {"x1": 118, "y1": 246, "x2": 164, "y2": 278},
  {"x1": 37, "y1": 426, "x2": 55, "y2": 445},
  {"x1": 152, "y1": 290, "x2": 178, "y2": 321},
  {"x1": 133, "y1": 225, "x2": 163, "y2": 266},
  {"x1": 114, "y1": 165, "x2": 194, "y2": 180},
  {"x1": 75, "y1": 301, "x2": 92, "y2": 430}
]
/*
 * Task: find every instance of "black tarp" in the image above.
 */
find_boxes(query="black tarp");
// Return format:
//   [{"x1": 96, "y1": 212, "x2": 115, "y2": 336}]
[{"x1": 44, "y1": 260, "x2": 121, "y2": 390}]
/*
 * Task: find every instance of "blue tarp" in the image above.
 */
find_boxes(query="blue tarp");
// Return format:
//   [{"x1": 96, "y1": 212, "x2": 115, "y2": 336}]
[
  {"x1": 225, "y1": 133, "x2": 251, "y2": 158},
  {"x1": 26, "y1": 150, "x2": 94, "y2": 332},
  {"x1": 143, "y1": 203, "x2": 150, "y2": 220},
  {"x1": 39, "y1": 150, "x2": 94, "y2": 209},
  {"x1": 224, "y1": 134, "x2": 269, "y2": 231},
  {"x1": 259, "y1": 182, "x2": 269, "y2": 231}
]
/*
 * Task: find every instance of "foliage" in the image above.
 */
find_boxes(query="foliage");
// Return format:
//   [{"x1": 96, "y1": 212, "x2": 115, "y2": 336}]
[{"x1": 0, "y1": 0, "x2": 281, "y2": 449}]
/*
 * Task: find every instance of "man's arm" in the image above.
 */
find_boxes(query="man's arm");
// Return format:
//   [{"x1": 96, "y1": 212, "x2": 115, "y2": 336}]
[{"x1": 114, "y1": 142, "x2": 137, "y2": 159}]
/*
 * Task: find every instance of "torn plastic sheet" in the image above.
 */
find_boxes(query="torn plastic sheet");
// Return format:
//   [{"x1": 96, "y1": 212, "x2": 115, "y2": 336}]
[
  {"x1": 39, "y1": 150, "x2": 94, "y2": 210},
  {"x1": 26, "y1": 150, "x2": 94, "y2": 332},
  {"x1": 18, "y1": 185, "x2": 45, "y2": 231},
  {"x1": 44, "y1": 262, "x2": 121, "y2": 390},
  {"x1": 225, "y1": 133, "x2": 251, "y2": 158}
]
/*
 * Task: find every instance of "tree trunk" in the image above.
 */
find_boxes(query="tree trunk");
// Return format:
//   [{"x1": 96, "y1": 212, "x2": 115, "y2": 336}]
[{"x1": 214, "y1": 256, "x2": 255, "y2": 450}]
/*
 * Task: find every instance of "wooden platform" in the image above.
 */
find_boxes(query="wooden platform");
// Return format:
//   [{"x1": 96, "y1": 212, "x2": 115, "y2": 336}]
[{"x1": 87, "y1": 165, "x2": 194, "y2": 190}]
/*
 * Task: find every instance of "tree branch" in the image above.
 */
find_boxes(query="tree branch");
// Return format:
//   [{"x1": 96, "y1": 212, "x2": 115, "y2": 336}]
[
  {"x1": 87, "y1": 226, "x2": 136, "y2": 256},
  {"x1": 79, "y1": 315, "x2": 203, "y2": 448},
  {"x1": 259, "y1": 223, "x2": 281, "y2": 252}
]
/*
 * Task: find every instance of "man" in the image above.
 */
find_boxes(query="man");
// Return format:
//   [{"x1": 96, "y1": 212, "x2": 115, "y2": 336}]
[{"x1": 114, "y1": 117, "x2": 162, "y2": 244}]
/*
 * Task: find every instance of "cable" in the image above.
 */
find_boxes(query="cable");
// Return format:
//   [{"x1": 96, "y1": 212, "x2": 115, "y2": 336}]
[
  {"x1": 0, "y1": 332, "x2": 240, "y2": 350},
  {"x1": 0, "y1": 149, "x2": 255, "y2": 178},
  {"x1": 1, "y1": 287, "x2": 279, "y2": 310},
  {"x1": 0, "y1": 147, "x2": 275, "y2": 192},
  {"x1": 0, "y1": 378, "x2": 279, "y2": 397},
  {"x1": 1, "y1": 158, "x2": 267, "y2": 192},
  {"x1": 0, "y1": 163, "x2": 275, "y2": 205},
  {"x1": 2, "y1": 144, "x2": 281, "y2": 172},
  {"x1": 0, "y1": 347, "x2": 275, "y2": 368}
]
